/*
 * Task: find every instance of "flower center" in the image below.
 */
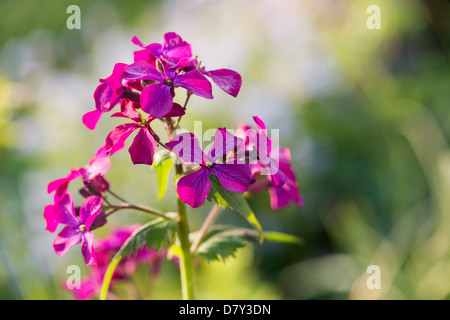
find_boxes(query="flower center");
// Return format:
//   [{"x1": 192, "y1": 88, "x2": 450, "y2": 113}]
[
  {"x1": 79, "y1": 224, "x2": 86, "y2": 232},
  {"x1": 205, "y1": 160, "x2": 213, "y2": 168},
  {"x1": 165, "y1": 77, "x2": 173, "y2": 86}
]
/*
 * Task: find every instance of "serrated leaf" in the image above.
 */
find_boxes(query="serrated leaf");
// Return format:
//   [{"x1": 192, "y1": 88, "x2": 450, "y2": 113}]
[
  {"x1": 209, "y1": 175, "x2": 264, "y2": 243},
  {"x1": 152, "y1": 150, "x2": 173, "y2": 199},
  {"x1": 113, "y1": 219, "x2": 177, "y2": 260},
  {"x1": 195, "y1": 226, "x2": 302, "y2": 248},
  {"x1": 196, "y1": 232, "x2": 250, "y2": 263}
]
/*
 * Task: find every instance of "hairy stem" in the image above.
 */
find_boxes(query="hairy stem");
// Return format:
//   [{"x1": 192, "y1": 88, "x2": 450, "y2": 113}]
[{"x1": 190, "y1": 205, "x2": 222, "y2": 253}]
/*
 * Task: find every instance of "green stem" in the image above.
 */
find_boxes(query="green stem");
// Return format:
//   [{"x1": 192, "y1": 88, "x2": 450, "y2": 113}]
[
  {"x1": 190, "y1": 205, "x2": 222, "y2": 253},
  {"x1": 175, "y1": 163, "x2": 195, "y2": 300},
  {"x1": 105, "y1": 203, "x2": 171, "y2": 221},
  {"x1": 100, "y1": 255, "x2": 123, "y2": 300}
]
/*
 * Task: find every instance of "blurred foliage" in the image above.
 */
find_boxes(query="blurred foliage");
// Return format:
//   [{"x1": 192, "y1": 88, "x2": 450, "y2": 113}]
[{"x1": 0, "y1": 0, "x2": 449, "y2": 300}]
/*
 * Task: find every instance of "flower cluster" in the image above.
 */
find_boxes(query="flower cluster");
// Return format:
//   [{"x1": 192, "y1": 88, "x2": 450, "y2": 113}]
[
  {"x1": 44, "y1": 32, "x2": 304, "y2": 300},
  {"x1": 44, "y1": 146, "x2": 110, "y2": 265},
  {"x1": 83, "y1": 32, "x2": 242, "y2": 166}
]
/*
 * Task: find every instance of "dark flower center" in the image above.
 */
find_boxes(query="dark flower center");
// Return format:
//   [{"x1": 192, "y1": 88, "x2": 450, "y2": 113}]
[{"x1": 165, "y1": 77, "x2": 173, "y2": 86}]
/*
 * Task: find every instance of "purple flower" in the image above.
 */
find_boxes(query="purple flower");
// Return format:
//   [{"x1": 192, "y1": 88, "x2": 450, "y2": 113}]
[
  {"x1": 237, "y1": 116, "x2": 286, "y2": 187},
  {"x1": 267, "y1": 147, "x2": 304, "y2": 209},
  {"x1": 47, "y1": 145, "x2": 111, "y2": 200},
  {"x1": 45, "y1": 145, "x2": 111, "y2": 232},
  {"x1": 237, "y1": 117, "x2": 304, "y2": 210},
  {"x1": 52, "y1": 194, "x2": 106, "y2": 266},
  {"x1": 132, "y1": 32, "x2": 193, "y2": 67},
  {"x1": 105, "y1": 100, "x2": 185, "y2": 165},
  {"x1": 94, "y1": 63, "x2": 128, "y2": 113},
  {"x1": 166, "y1": 128, "x2": 253, "y2": 208},
  {"x1": 123, "y1": 60, "x2": 212, "y2": 118}
]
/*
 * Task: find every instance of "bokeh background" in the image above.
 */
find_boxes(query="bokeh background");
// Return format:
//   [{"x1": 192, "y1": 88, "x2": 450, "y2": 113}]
[{"x1": 0, "y1": 0, "x2": 449, "y2": 300}]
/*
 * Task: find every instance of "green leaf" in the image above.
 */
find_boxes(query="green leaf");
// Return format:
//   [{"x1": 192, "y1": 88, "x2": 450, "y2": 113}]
[
  {"x1": 196, "y1": 231, "x2": 251, "y2": 263},
  {"x1": 263, "y1": 231, "x2": 303, "y2": 245},
  {"x1": 113, "y1": 218, "x2": 177, "y2": 260},
  {"x1": 152, "y1": 150, "x2": 173, "y2": 199},
  {"x1": 209, "y1": 175, "x2": 264, "y2": 243}
]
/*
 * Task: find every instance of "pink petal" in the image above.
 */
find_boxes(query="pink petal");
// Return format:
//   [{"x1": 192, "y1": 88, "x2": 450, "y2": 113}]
[
  {"x1": 69, "y1": 276, "x2": 98, "y2": 300},
  {"x1": 81, "y1": 232, "x2": 97, "y2": 266},
  {"x1": 131, "y1": 36, "x2": 145, "y2": 48},
  {"x1": 268, "y1": 161, "x2": 287, "y2": 188},
  {"x1": 47, "y1": 169, "x2": 81, "y2": 199},
  {"x1": 172, "y1": 70, "x2": 213, "y2": 99},
  {"x1": 164, "y1": 103, "x2": 185, "y2": 117},
  {"x1": 53, "y1": 193, "x2": 80, "y2": 227},
  {"x1": 80, "y1": 196, "x2": 103, "y2": 228},
  {"x1": 202, "y1": 68, "x2": 242, "y2": 97},
  {"x1": 53, "y1": 226, "x2": 82, "y2": 257},
  {"x1": 269, "y1": 182, "x2": 304, "y2": 210},
  {"x1": 111, "y1": 100, "x2": 141, "y2": 122},
  {"x1": 166, "y1": 132, "x2": 205, "y2": 164},
  {"x1": 94, "y1": 82, "x2": 114, "y2": 112},
  {"x1": 162, "y1": 32, "x2": 192, "y2": 62},
  {"x1": 80, "y1": 147, "x2": 111, "y2": 181},
  {"x1": 82, "y1": 109, "x2": 103, "y2": 130},
  {"x1": 140, "y1": 83, "x2": 173, "y2": 118},
  {"x1": 128, "y1": 128, "x2": 158, "y2": 165},
  {"x1": 177, "y1": 168, "x2": 211, "y2": 208},
  {"x1": 44, "y1": 204, "x2": 58, "y2": 232},
  {"x1": 211, "y1": 164, "x2": 253, "y2": 193},
  {"x1": 253, "y1": 116, "x2": 272, "y2": 158},
  {"x1": 206, "y1": 128, "x2": 243, "y2": 163},
  {"x1": 105, "y1": 123, "x2": 139, "y2": 156},
  {"x1": 123, "y1": 61, "x2": 164, "y2": 82}
]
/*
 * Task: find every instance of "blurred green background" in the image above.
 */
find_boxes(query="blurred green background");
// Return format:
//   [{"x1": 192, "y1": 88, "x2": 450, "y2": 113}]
[{"x1": 0, "y1": 0, "x2": 449, "y2": 300}]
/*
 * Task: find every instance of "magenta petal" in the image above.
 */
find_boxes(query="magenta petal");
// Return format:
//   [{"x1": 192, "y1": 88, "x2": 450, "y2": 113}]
[
  {"x1": 53, "y1": 193, "x2": 80, "y2": 227},
  {"x1": 202, "y1": 68, "x2": 242, "y2": 97},
  {"x1": 44, "y1": 204, "x2": 58, "y2": 232},
  {"x1": 94, "y1": 83, "x2": 114, "y2": 112},
  {"x1": 105, "y1": 123, "x2": 139, "y2": 156},
  {"x1": 172, "y1": 70, "x2": 213, "y2": 99},
  {"x1": 80, "y1": 148, "x2": 110, "y2": 181},
  {"x1": 177, "y1": 168, "x2": 211, "y2": 208},
  {"x1": 80, "y1": 196, "x2": 103, "y2": 228},
  {"x1": 164, "y1": 103, "x2": 185, "y2": 117},
  {"x1": 268, "y1": 162, "x2": 287, "y2": 188},
  {"x1": 166, "y1": 132, "x2": 205, "y2": 164},
  {"x1": 123, "y1": 61, "x2": 164, "y2": 81},
  {"x1": 140, "y1": 83, "x2": 173, "y2": 117},
  {"x1": 111, "y1": 100, "x2": 141, "y2": 122},
  {"x1": 82, "y1": 110, "x2": 103, "y2": 130},
  {"x1": 252, "y1": 116, "x2": 272, "y2": 158},
  {"x1": 47, "y1": 169, "x2": 81, "y2": 199},
  {"x1": 81, "y1": 232, "x2": 97, "y2": 266},
  {"x1": 207, "y1": 128, "x2": 243, "y2": 163},
  {"x1": 70, "y1": 276, "x2": 98, "y2": 300},
  {"x1": 269, "y1": 183, "x2": 304, "y2": 210},
  {"x1": 128, "y1": 128, "x2": 158, "y2": 165},
  {"x1": 211, "y1": 164, "x2": 253, "y2": 193},
  {"x1": 53, "y1": 227, "x2": 82, "y2": 257},
  {"x1": 131, "y1": 36, "x2": 145, "y2": 48},
  {"x1": 162, "y1": 32, "x2": 192, "y2": 62}
]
